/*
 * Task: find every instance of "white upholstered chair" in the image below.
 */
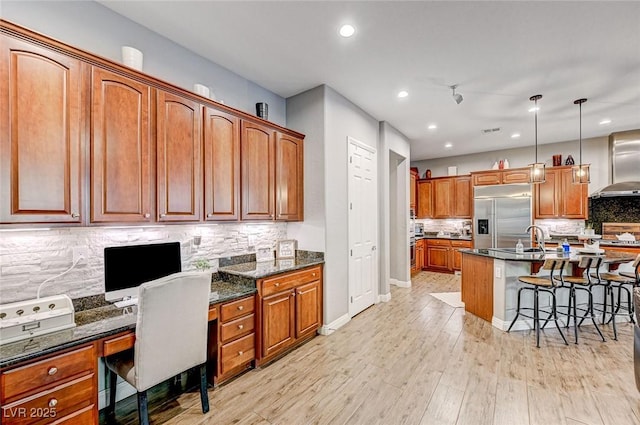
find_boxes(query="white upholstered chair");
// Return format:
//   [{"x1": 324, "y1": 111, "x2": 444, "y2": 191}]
[{"x1": 105, "y1": 271, "x2": 212, "y2": 425}]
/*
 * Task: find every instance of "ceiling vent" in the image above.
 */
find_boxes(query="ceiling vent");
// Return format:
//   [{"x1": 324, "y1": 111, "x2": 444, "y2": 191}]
[{"x1": 481, "y1": 127, "x2": 501, "y2": 134}]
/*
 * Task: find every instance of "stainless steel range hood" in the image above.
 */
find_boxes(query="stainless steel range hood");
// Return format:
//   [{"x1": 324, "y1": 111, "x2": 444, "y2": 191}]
[{"x1": 590, "y1": 130, "x2": 640, "y2": 198}]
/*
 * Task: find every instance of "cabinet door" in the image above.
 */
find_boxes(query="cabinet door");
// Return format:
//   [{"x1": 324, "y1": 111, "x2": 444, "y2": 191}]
[
  {"x1": 433, "y1": 179, "x2": 453, "y2": 218},
  {"x1": 472, "y1": 171, "x2": 501, "y2": 186},
  {"x1": 453, "y1": 176, "x2": 471, "y2": 218},
  {"x1": 241, "y1": 121, "x2": 275, "y2": 220},
  {"x1": 559, "y1": 167, "x2": 588, "y2": 218},
  {"x1": 502, "y1": 168, "x2": 530, "y2": 184},
  {"x1": 410, "y1": 171, "x2": 417, "y2": 210},
  {"x1": 91, "y1": 67, "x2": 151, "y2": 222},
  {"x1": 417, "y1": 180, "x2": 432, "y2": 218},
  {"x1": 261, "y1": 291, "x2": 295, "y2": 357},
  {"x1": 203, "y1": 107, "x2": 240, "y2": 221},
  {"x1": 295, "y1": 280, "x2": 320, "y2": 338},
  {"x1": 426, "y1": 245, "x2": 449, "y2": 271},
  {"x1": 275, "y1": 133, "x2": 303, "y2": 221},
  {"x1": 534, "y1": 169, "x2": 558, "y2": 218},
  {"x1": 156, "y1": 91, "x2": 201, "y2": 222},
  {"x1": 416, "y1": 240, "x2": 425, "y2": 270},
  {"x1": 0, "y1": 37, "x2": 83, "y2": 223}
]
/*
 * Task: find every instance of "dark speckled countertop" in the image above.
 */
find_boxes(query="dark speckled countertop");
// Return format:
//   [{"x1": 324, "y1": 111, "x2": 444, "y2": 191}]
[{"x1": 0, "y1": 251, "x2": 323, "y2": 369}]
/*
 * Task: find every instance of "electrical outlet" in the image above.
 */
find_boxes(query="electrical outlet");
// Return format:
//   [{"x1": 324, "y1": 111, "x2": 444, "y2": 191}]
[
  {"x1": 495, "y1": 265, "x2": 502, "y2": 278},
  {"x1": 72, "y1": 246, "x2": 88, "y2": 264}
]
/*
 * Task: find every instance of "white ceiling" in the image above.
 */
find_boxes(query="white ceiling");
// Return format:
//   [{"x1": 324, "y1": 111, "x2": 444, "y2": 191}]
[{"x1": 98, "y1": 1, "x2": 640, "y2": 161}]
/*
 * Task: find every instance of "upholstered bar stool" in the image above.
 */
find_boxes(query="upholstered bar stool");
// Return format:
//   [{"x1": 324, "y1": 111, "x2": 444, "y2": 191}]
[
  {"x1": 508, "y1": 258, "x2": 570, "y2": 348},
  {"x1": 595, "y1": 254, "x2": 640, "y2": 340},
  {"x1": 106, "y1": 272, "x2": 212, "y2": 425},
  {"x1": 559, "y1": 256, "x2": 606, "y2": 344}
]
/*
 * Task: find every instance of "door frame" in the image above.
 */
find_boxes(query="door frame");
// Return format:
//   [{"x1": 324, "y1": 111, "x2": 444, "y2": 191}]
[{"x1": 347, "y1": 136, "x2": 379, "y2": 317}]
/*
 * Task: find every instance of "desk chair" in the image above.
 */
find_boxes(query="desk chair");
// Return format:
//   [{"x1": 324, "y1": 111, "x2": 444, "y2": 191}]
[
  {"x1": 594, "y1": 254, "x2": 640, "y2": 340},
  {"x1": 559, "y1": 256, "x2": 606, "y2": 344},
  {"x1": 507, "y1": 259, "x2": 569, "y2": 348},
  {"x1": 105, "y1": 272, "x2": 212, "y2": 425}
]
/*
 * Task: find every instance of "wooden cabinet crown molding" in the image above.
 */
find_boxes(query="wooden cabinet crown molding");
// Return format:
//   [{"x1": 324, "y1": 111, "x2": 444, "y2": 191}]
[{"x1": 0, "y1": 19, "x2": 303, "y2": 140}]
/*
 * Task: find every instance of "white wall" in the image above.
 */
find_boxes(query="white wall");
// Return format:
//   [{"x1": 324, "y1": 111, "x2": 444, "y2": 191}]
[
  {"x1": 2, "y1": 0, "x2": 286, "y2": 126},
  {"x1": 380, "y1": 122, "x2": 411, "y2": 292},
  {"x1": 411, "y1": 136, "x2": 609, "y2": 195}
]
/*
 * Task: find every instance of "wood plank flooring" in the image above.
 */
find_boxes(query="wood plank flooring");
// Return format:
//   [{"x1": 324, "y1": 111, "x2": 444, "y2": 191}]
[{"x1": 103, "y1": 271, "x2": 640, "y2": 425}]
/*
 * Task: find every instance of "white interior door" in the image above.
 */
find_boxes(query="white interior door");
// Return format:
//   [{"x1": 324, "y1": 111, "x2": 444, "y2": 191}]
[{"x1": 348, "y1": 137, "x2": 378, "y2": 317}]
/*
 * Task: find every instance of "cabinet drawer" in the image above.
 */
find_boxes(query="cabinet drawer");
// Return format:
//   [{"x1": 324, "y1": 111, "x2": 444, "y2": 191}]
[
  {"x1": 220, "y1": 314, "x2": 255, "y2": 343},
  {"x1": 1, "y1": 345, "x2": 95, "y2": 403},
  {"x1": 1, "y1": 374, "x2": 94, "y2": 425},
  {"x1": 261, "y1": 266, "x2": 321, "y2": 297},
  {"x1": 451, "y1": 240, "x2": 472, "y2": 248},
  {"x1": 220, "y1": 333, "x2": 255, "y2": 374},
  {"x1": 50, "y1": 404, "x2": 96, "y2": 425},
  {"x1": 426, "y1": 239, "x2": 451, "y2": 247},
  {"x1": 220, "y1": 296, "x2": 255, "y2": 322},
  {"x1": 102, "y1": 332, "x2": 135, "y2": 357}
]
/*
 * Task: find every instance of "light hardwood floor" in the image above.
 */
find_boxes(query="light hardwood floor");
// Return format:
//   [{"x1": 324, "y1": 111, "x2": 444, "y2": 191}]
[{"x1": 105, "y1": 271, "x2": 640, "y2": 425}]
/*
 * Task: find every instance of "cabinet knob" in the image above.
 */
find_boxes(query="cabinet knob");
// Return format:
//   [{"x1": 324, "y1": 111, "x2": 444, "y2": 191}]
[
  {"x1": 237, "y1": 305, "x2": 244, "y2": 311},
  {"x1": 238, "y1": 324, "x2": 244, "y2": 330},
  {"x1": 274, "y1": 283, "x2": 280, "y2": 287},
  {"x1": 160, "y1": 213, "x2": 166, "y2": 218},
  {"x1": 291, "y1": 292, "x2": 296, "y2": 297},
  {"x1": 312, "y1": 273, "x2": 316, "y2": 277},
  {"x1": 71, "y1": 213, "x2": 79, "y2": 218},
  {"x1": 144, "y1": 213, "x2": 150, "y2": 218},
  {"x1": 238, "y1": 351, "x2": 244, "y2": 356},
  {"x1": 207, "y1": 213, "x2": 214, "y2": 218},
  {"x1": 48, "y1": 398, "x2": 58, "y2": 407},
  {"x1": 48, "y1": 367, "x2": 58, "y2": 376}
]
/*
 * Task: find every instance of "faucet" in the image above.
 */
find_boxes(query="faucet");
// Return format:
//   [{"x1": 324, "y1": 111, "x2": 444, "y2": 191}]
[{"x1": 526, "y1": 225, "x2": 546, "y2": 252}]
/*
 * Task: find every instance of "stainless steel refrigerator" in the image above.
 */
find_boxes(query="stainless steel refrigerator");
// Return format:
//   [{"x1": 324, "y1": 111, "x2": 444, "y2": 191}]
[{"x1": 473, "y1": 184, "x2": 532, "y2": 249}]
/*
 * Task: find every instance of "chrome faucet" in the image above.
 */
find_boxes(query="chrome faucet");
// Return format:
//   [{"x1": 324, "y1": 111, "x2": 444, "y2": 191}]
[{"x1": 526, "y1": 225, "x2": 546, "y2": 252}]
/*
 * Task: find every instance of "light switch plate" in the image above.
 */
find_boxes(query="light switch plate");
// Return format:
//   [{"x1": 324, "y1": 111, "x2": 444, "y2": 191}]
[{"x1": 495, "y1": 265, "x2": 502, "y2": 278}]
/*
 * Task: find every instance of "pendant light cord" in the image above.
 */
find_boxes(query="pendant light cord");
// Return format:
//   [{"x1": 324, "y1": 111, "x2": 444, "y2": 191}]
[
  {"x1": 535, "y1": 99, "x2": 538, "y2": 163},
  {"x1": 579, "y1": 101, "x2": 582, "y2": 166}
]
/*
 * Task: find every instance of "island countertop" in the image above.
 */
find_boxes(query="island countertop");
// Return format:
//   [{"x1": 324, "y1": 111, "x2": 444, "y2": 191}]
[{"x1": 461, "y1": 248, "x2": 637, "y2": 264}]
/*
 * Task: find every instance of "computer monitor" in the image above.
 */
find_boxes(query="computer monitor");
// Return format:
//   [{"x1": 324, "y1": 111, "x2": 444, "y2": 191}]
[{"x1": 104, "y1": 242, "x2": 182, "y2": 301}]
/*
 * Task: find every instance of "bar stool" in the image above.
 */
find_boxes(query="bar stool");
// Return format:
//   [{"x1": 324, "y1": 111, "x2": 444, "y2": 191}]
[
  {"x1": 507, "y1": 258, "x2": 569, "y2": 348},
  {"x1": 558, "y1": 255, "x2": 606, "y2": 344},
  {"x1": 595, "y1": 254, "x2": 640, "y2": 340}
]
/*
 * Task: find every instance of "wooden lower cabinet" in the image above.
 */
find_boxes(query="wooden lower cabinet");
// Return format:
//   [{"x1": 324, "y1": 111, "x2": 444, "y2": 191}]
[
  {"x1": 412, "y1": 239, "x2": 425, "y2": 276},
  {"x1": 0, "y1": 343, "x2": 97, "y2": 425},
  {"x1": 424, "y1": 239, "x2": 472, "y2": 273},
  {"x1": 257, "y1": 265, "x2": 323, "y2": 365},
  {"x1": 461, "y1": 253, "x2": 494, "y2": 322},
  {"x1": 209, "y1": 295, "x2": 256, "y2": 385}
]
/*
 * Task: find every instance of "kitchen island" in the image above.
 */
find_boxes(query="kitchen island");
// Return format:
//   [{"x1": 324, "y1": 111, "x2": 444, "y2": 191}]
[{"x1": 460, "y1": 248, "x2": 636, "y2": 330}]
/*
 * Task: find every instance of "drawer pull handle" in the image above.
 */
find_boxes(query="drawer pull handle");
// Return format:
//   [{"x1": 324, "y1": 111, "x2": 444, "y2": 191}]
[
  {"x1": 48, "y1": 398, "x2": 58, "y2": 407},
  {"x1": 237, "y1": 305, "x2": 244, "y2": 311},
  {"x1": 71, "y1": 213, "x2": 80, "y2": 218},
  {"x1": 48, "y1": 367, "x2": 58, "y2": 376},
  {"x1": 274, "y1": 283, "x2": 280, "y2": 287},
  {"x1": 160, "y1": 213, "x2": 166, "y2": 218},
  {"x1": 312, "y1": 273, "x2": 316, "y2": 277},
  {"x1": 238, "y1": 324, "x2": 244, "y2": 330},
  {"x1": 238, "y1": 351, "x2": 244, "y2": 356}
]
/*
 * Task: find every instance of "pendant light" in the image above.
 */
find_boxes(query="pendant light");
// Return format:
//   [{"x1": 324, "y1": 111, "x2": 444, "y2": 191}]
[
  {"x1": 528, "y1": 94, "x2": 545, "y2": 184},
  {"x1": 572, "y1": 98, "x2": 590, "y2": 184}
]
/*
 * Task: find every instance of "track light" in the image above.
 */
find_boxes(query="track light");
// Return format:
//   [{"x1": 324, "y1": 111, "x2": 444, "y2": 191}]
[{"x1": 451, "y1": 85, "x2": 463, "y2": 104}]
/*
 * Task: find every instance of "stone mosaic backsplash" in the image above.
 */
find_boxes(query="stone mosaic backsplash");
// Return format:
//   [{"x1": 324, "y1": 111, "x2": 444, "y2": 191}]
[
  {"x1": 0, "y1": 223, "x2": 287, "y2": 304},
  {"x1": 589, "y1": 197, "x2": 640, "y2": 234}
]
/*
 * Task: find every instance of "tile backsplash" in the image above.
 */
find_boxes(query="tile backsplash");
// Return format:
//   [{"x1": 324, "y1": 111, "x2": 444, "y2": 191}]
[{"x1": 0, "y1": 223, "x2": 286, "y2": 304}]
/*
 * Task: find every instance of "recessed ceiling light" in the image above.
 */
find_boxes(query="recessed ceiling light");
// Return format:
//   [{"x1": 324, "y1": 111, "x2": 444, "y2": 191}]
[
  {"x1": 339, "y1": 24, "x2": 356, "y2": 38},
  {"x1": 599, "y1": 118, "x2": 612, "y2": 125},
  {"x1": 444, "y1": 142, "x2": 453, "y2": 149},
  {"x1": 511, "y1": 133, "x2": 521, "y2": 138},
  {"x1": 397, "y1": 90, "x2": 409, "y2": 98},
  {"x1": 428, "y1": 124, "x2": 437, "y2": 130},
  {"x1": 528, "y1": 106, "x2": 540, "y2": 112}
]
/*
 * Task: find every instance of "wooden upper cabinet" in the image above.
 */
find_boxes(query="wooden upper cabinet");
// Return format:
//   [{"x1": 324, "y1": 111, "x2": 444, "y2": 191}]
[
  {"x1": 241, "y1": 121, "x2": 275, "y2": 220},
  {"x1": 417, "y1": 180, "x2": 432, "y2": 218},
  {"x1": 534, "y1": 166, "x2": 587, "y2": 219},
  {"x1": 91, "y1": 67, "x2": 152, "y2": 223},
  {"x1": 410, "y1": 170, "x2": 418, "y2": 211},
  {"x1": 502, "y1": 168, "x2": 530, "y2": 184},
  {"x1": 433, "y1": 178, "x2": 453, "y2": 218},
  {"x1": 472, "y1": 171, "x2": 501, "y2": 186},
  {"x1": 156, "y1": 91, "x2": 201, "y2": 222},
  {"x1": 203, "y1": 107, "x2": 240, "y2": 221},
  {"x1": 0, "y1": 36, "x2": 84, "y2": 223},
  {"x1": 471, "y1": 167, "x2": 529, "y2": 186},
  {"x1": 453, "y1": 176, "x2": 471, "y2": 218},
  {"x1": 275, "y1": 133, "x2": 303, "y2": 221}
]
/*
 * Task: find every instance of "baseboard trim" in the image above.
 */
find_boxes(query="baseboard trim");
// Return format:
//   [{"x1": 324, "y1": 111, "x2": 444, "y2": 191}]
[
  {"x1": 319, "y1": 313, "x2": 350, "y2": 335},
  {"x1": 391, "y1": 278, "x2": 411, "y2": 288},
  {"x1": 379, "y1": 292, "x2": 392, "y2": 302}
]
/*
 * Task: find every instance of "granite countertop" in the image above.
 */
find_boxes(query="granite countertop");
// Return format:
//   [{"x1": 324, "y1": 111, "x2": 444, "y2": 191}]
[
  {"x1": 219, "y1": 256, "x2": 324, "y2": 279},
  {"x1": 461, "y1": 248, "x2": 637, "y2": 264},
  {"x1": 0, "y1": 278, "x2": 256, "y2": 369},
  {"x1": 417, "y1": 234, "x2": 473, "y2": 241}
]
